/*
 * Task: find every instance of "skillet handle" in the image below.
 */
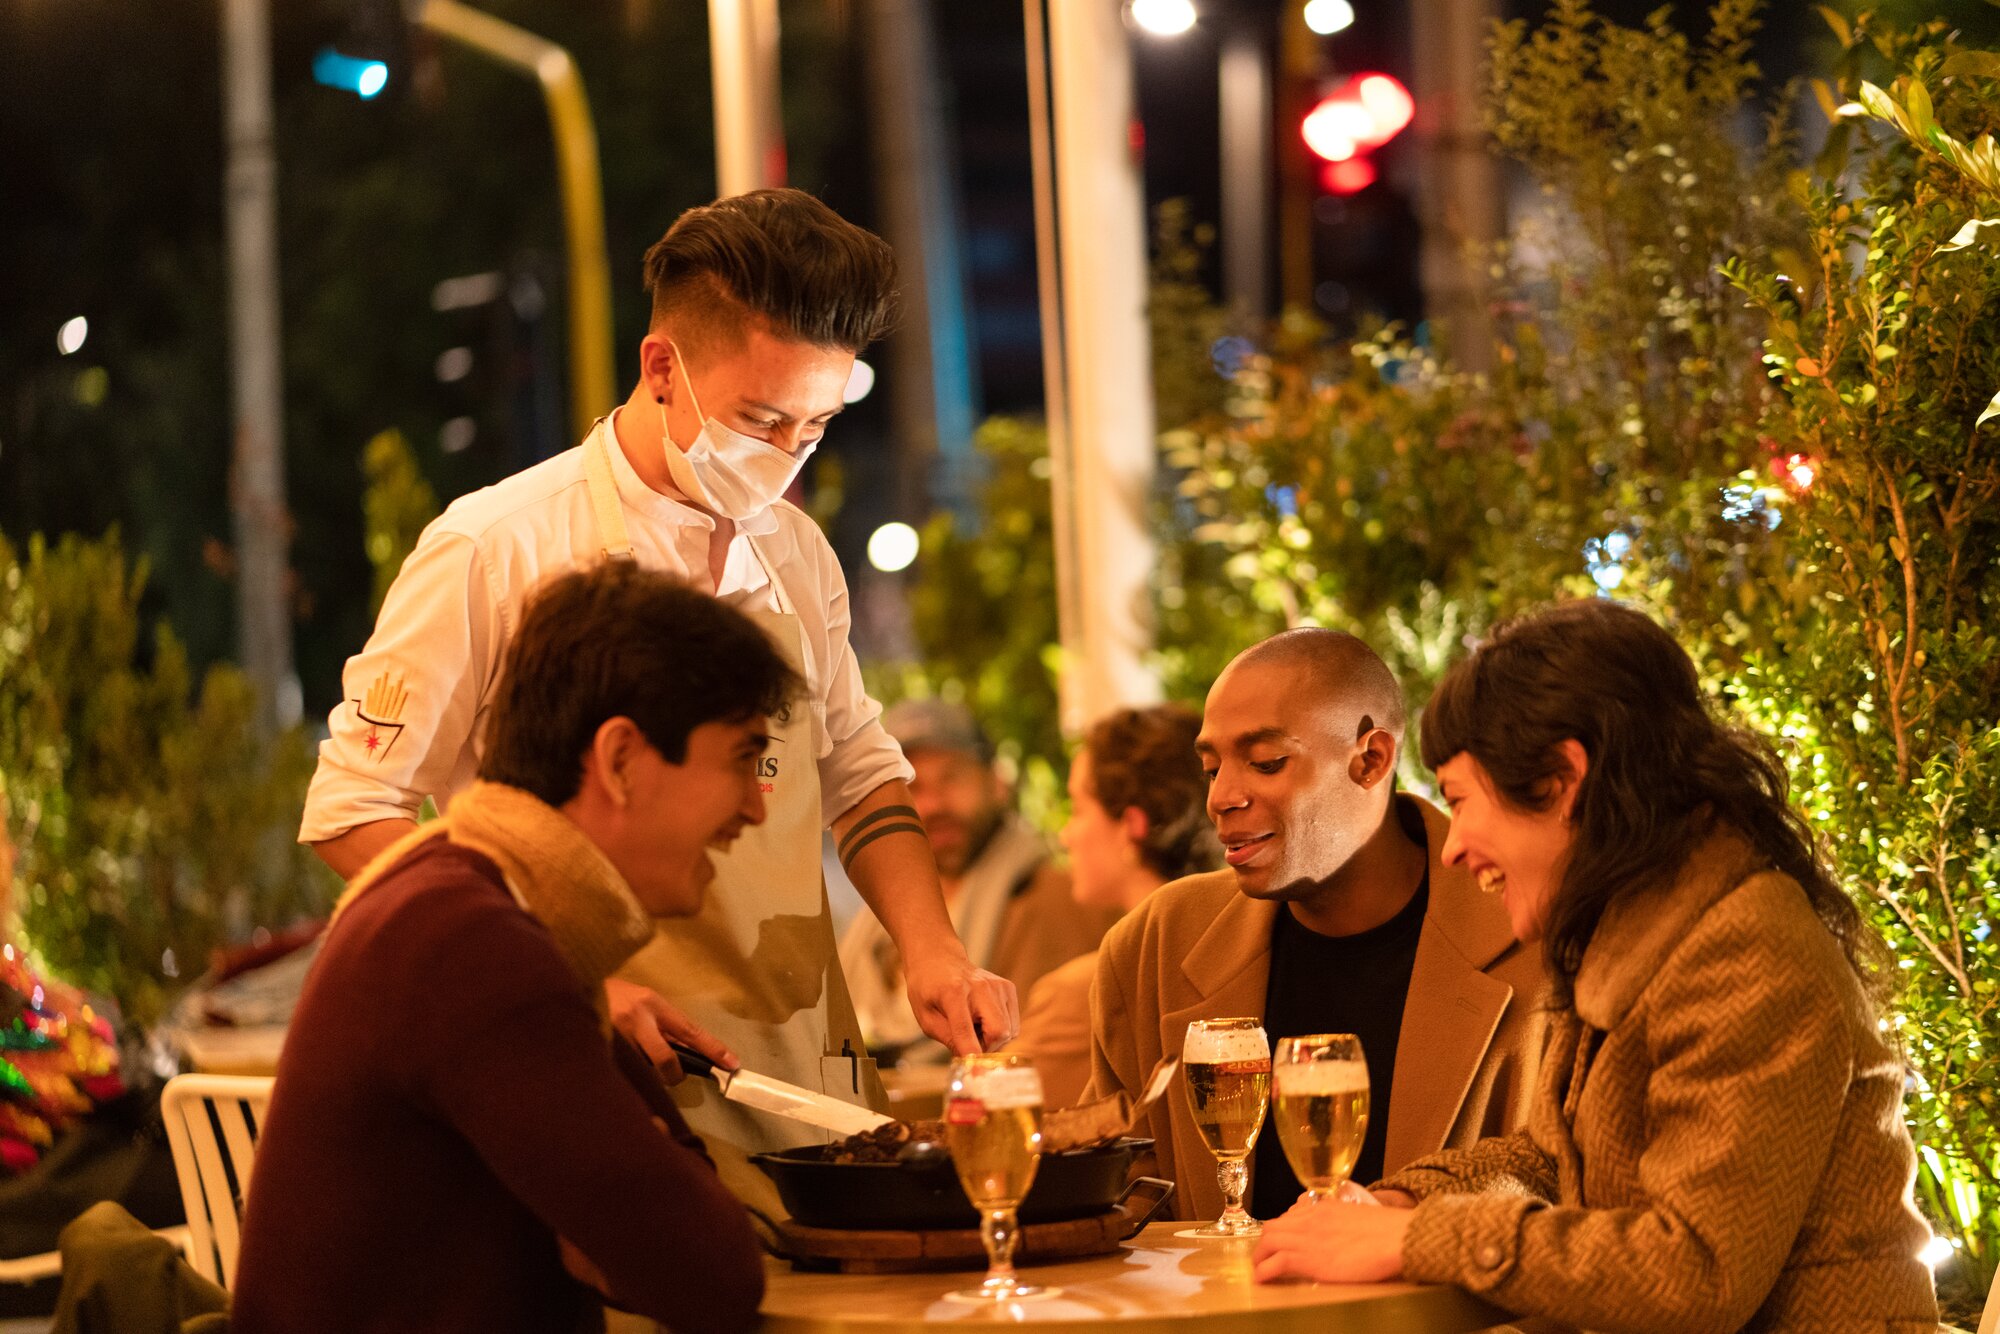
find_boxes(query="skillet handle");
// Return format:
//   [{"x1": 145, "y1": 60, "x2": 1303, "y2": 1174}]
[{"x1": 1115, "y1": 1177, "x2": 1176, "y2": 1240}]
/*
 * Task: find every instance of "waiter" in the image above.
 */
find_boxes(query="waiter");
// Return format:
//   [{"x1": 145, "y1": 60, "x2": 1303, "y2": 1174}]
[{"x1": 300, "y1": 189, "x2": 1017, "y2": 1208}]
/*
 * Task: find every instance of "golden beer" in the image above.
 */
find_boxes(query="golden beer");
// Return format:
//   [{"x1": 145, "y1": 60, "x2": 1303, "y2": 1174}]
[
  {"x1": 1270, "y1": 1035, "x2": 1370, "y2": 1202},
  {"x1": 1272, "y1": 1064, "x2": 1370, "y2": 1194},
  {"x1": 942, "y1": 1054, "x2": 1057, "y2": 1304},
  {"x1": 1183, "y1": 1060, "x2": 1272, "y2": 1159},
  {"x1": 945, "y1": 1103, "x2": 1043, "y2": 1209},
  {"x1": 1179, "y1": 1018, "x2": 1271, "y2": 1238}
]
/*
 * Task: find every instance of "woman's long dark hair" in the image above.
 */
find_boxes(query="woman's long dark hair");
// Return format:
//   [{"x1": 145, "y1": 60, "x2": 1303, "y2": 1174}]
[{"x1": 1420, "y1": 599, "x2": 1884, "y2": 1006}]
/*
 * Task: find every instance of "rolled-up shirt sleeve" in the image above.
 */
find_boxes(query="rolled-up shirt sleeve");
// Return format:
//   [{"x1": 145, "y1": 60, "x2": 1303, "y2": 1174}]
[
  {"x1": 805, "y1": 526, "x2": 911, "y2": 824},
  {"x1": 300, "y1": 527, "x2": 501, "y2": 844}
]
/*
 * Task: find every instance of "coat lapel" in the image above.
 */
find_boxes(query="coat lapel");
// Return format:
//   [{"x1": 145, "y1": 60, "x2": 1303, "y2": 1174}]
[
  {"x1": 1382, "y1": 796, "x2": 1521, "y2": 1174},
  {"x1": 1159, "y1": 889, "x2": 1278, "y2": 1222}
]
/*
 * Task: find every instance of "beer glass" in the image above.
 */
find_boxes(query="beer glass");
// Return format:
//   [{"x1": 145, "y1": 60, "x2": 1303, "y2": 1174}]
[
  {"x1": 1271, "y1": 1034, "x2": 1370, "y2": 1204},
  {"x1": 1178, "y1": 1017, "x2": 1271, "y2": 1238},
  {"x1": 943, "y1": 1053, "x2": 1058, "y2": 1303}
]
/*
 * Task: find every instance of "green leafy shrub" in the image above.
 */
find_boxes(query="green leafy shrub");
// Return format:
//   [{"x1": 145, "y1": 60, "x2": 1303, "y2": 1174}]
[
  {"x1": 0, "y1": 530, "x2": 335, "y2": 1030},
  {"x1": 1162, "y1": 2, "x2": 1998, "y2": 1312},
  {"x1": 891, "y1": 14, "x2": 1997, "y2": 1307},
  {"x1": 1725, "y1": 16, "x2": 2000, "y2": 1305},
  {"x1": 361, "y1": 428, "x2": 439, "y2": 616},
  {"x1": 869, "y1": 417, "x2": 1070, "y2": 826}
]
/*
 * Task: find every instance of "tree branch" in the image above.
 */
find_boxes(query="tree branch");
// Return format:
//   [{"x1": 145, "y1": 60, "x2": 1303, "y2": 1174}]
[{"x1": 1872, "y1": 878, "x2": 1972, "y2": 1000}]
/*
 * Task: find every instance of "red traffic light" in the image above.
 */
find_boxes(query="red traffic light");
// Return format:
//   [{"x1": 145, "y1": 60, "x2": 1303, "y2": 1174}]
[
  {"x1": 1319, "y1": 156, "x2": 1378, "y2": 195},
  {"x1": 1301, "y1": 72, "x2": 1414, "y2": 163}
]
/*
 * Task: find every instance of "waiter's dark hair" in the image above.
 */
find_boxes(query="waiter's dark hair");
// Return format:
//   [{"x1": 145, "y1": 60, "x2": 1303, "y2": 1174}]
[
  {"x1": 480, "y1": 564, "x2": 803, "y2": 806},
  {"x1": 643, "y1": 188, "x2": 899, "y2": 357},
  {"x1": 1421, "y1": 598, "x2": 1884, "y2": 1007}
]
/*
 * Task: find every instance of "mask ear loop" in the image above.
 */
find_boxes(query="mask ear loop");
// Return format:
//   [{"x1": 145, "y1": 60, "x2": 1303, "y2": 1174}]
[{"x1": 661, "y1": 339, "x2": 709, "y2": 437}]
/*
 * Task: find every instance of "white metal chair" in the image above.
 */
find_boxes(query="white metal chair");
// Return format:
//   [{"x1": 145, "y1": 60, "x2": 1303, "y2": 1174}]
[{"x1": 159, "y1": 1073, "x2": 274, "y2": 1290}]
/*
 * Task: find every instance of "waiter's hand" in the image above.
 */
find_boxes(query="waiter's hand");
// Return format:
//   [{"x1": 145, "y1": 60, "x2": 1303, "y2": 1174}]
[
  {"x1": 605, "y1": 978, "x2": 738, "y2": 1083},
  {"x1": 904, "y1": 954, "x2": 1018, "y2": 1055}
]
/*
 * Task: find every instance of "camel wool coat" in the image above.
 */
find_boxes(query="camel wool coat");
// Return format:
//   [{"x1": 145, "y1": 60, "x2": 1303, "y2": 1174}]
[
  {"x1": 1380, "y1": 829, "x2": 1940, "y2": 1334},
  {"x1": 1082, "y1": 795, "x2": 1549, "y2": 1222}
]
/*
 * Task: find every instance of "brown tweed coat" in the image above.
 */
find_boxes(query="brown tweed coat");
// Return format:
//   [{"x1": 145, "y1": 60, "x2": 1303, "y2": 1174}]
[
  {"x1": 1379, "y1": 829, "x2": 1940, "y2": 1334},
  {"x1": 1083, "y1": 795, "x2": 1549, "y2": 1222}
]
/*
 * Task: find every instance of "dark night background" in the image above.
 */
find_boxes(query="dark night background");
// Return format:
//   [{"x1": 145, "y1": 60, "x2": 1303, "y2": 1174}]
[{"x1": 0, "y1": 0, "x2": 1986, "y2": 715}]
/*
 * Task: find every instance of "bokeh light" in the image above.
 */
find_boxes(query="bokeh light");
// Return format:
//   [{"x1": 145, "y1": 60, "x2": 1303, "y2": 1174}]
[
  {"x1": 867, "y1": 522, "x2": 920, "y2": 573},
  {"x1": 1130, "y1": 0, "x2": 1197, "y2": 37}
]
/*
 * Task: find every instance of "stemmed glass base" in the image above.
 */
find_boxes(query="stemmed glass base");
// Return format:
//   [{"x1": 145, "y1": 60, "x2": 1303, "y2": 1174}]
[
  {"x1": 945, "y1": 1206, "x2": 1063, "y2": 1303},
  {"x1": 1174, "y1": 1155, "x2": 1261, "y2": 1239},
  {"x1": 943, "y1": 1277, "x2": 1059, "y2": 1304},
  {"x1": 1175, "y1": 1218, "x2": 1262, "y2": 1240}
]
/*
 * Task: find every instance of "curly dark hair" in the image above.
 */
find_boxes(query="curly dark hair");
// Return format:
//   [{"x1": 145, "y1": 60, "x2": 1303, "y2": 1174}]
[
  {"x1": 1420, "y1": 598, "x2": 1885, "y2": 1007},
  {"x1": 1082, "y1": 704, "x2": 1221, "y2": 881},
  {"x1": 480, "y1": 564, "x2": 803, "y2": 806}
]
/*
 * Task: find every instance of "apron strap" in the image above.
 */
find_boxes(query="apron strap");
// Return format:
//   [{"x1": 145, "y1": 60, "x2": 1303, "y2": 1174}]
[
  {"x1": 744, "y1": 533, "x2": 796, "y2": 617},
  {"x1": 583, "y1": 422, "x2": 636, "y2": 562}
]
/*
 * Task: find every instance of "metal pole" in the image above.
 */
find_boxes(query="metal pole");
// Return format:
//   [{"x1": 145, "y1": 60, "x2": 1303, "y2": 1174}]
[
  {"x1": 1411, "y1": 0, "x2": 1501, "y2": 367},
  {"x1": 1277, "y1": 3, "x2": 1317, "y2": 309},
  {"x1": 1046, "y1": 0, "x2": 1161, "y2": 722},
  {"x1": 1022, "y1": 0, "x2": 1086, "y2": 737},
  {"x1": 221, "y1": 0, "x2": 299, "y2": 732},
  {"x1": 708, "y1": 0, "x2": 784, "y2": 196},
  {"x1": 417, "y1": 0, "x2": 617, "y2": 441},
  {"x1": 861, "y1": 0, "x2": 979, "y2": 521},
  {"x1": 1219, "y1": 25, "x2": 1272, "y2": 320}
]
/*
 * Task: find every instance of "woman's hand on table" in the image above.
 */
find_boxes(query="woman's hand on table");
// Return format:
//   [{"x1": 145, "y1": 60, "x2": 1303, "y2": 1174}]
[
  {"x1": 604, "y1": 978, "x2": 737, "y2": 1083},
  {"x1": 1251, "y1": 1197, "x2": 1414, "y2": 1284}
]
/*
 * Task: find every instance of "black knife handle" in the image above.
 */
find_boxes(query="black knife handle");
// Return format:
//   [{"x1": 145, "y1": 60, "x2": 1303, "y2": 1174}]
[{"x1": 668, "y1": 1040, "x2": 721, "y2": 1082}]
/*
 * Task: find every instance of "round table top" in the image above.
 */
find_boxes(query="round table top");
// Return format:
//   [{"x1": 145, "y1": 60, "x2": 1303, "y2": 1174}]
[{"x1": 758, "y1": 1222, "x2": 1509, "y2": 1334}]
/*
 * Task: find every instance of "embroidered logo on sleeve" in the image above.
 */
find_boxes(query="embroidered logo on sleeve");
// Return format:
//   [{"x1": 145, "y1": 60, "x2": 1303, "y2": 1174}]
[{"x1": 353, "y1": 671, "x2": 410, "y2": 762}]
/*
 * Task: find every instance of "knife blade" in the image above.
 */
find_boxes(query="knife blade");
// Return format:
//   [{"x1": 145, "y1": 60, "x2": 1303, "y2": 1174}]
[{"x1": 670, "y1": 1042, "x2": 895, "y2": 1138}]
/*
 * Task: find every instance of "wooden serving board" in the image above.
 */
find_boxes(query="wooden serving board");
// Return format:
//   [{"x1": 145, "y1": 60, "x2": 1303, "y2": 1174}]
[{"x1": 770, "y1": 1179, "x2": 1173, "y2": 1274}]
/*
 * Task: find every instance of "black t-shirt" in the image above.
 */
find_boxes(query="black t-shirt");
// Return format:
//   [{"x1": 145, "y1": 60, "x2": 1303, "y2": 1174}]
[{"x1": 1250, "y1": 822, "x2": 1428, "y2": 1220}]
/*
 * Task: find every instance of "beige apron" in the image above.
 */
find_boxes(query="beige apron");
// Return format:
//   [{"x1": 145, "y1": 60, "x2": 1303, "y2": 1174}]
[{"x1": 582, "y1": 425, "x2": 883, "y2": 1222}]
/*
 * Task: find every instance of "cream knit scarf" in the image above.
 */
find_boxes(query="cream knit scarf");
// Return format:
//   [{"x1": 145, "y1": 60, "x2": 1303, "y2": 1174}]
[{"x1": 331, "y1": 782, "x2": 656, "y2": 1025}]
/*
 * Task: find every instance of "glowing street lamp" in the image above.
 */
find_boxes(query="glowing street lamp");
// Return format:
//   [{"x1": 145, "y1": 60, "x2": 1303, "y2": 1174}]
[
  {"x1": 1303, "y1": 0, "x2": 1355, "y2": 36},
  {"x1": 1128, "y1": 0, "x2": 1197, "y2": 37}
]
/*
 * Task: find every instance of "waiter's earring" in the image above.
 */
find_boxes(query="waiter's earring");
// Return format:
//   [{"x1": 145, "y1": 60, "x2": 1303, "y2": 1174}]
[{"x1": 655, "y1": 394, "x2": 664, "y2": 404}]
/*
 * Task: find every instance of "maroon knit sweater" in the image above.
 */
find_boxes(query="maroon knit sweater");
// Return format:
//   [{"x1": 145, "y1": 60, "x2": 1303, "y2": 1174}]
[{"x1": 231, "y1": 839, "x2": 766, "y2": 1334}]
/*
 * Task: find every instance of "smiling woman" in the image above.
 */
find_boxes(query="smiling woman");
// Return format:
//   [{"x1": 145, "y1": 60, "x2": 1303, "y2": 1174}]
[
  {"x1": 1251, "y1": 599, "x2": 1940, "y2": 1334},
  {"x1": 1419, "y1": 598, "x2": 1879, "y2": 1003}
]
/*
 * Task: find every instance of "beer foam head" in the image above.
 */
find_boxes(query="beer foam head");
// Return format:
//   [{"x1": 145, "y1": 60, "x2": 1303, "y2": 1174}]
[
  {"x1": 955, "y1": 1063, "x2": 1043, "y2": 1109},
  {"x1": 1182, "y1": 1024, "x2": 1269, "y2": 1063},
  {"x1": 1274, "y1": 1059, "x2": 1369, "y2": 1095}
]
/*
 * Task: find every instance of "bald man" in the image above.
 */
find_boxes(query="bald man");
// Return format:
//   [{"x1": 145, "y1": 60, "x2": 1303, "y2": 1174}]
[{"x1": 1081, "y1": 630, "x2": 1548, "y2": 1223}]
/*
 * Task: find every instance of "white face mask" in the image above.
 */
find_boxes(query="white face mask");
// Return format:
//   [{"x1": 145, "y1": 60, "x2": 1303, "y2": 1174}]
[{"x1": 657, "y1": 342, "x2": 817, "y2": 521}]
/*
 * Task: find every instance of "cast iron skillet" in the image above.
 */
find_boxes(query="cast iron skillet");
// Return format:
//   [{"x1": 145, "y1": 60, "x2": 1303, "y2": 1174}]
[{"x1": 752, "y1": 1137, "x2": 1157, "y2": 1231}]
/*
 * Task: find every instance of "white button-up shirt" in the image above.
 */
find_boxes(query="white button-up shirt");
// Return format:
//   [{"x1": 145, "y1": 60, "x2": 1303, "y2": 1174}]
[{"x1": 299, "y1": 416, "x2": 911, "y2": 843}]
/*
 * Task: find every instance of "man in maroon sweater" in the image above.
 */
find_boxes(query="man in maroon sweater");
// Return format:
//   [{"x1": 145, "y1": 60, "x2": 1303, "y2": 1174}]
[{"x1": 233, "y1": 566, "x2": 799, "y2": 1333}]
